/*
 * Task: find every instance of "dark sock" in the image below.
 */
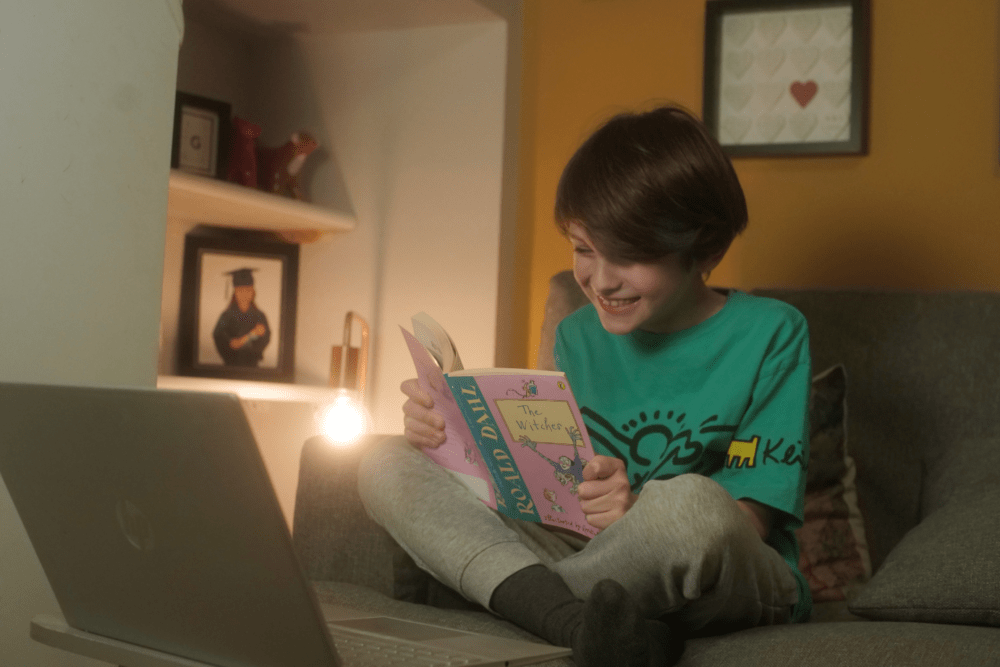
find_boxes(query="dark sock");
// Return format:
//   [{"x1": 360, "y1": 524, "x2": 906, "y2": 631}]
[
  {"x1": 573, "y1": 579, "x2": 683, "y2": 667},
  {"x1": 489, "y1": 564, "x2": 584, "y2": 647},
  {"x1": 489, "y1": 566, "x2": 683, "y2": 667}
]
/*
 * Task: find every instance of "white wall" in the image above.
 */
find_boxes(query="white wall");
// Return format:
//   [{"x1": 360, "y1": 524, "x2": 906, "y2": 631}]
[
  {"x1": 165, "y1": 18, "x2": 509, "y2": 435},
  {"x1": 0, "y1": 2, "x2": 182, "y2": 665},
  {"x1": 294, "y1": 22, "x2": 509, "y2": 433}
]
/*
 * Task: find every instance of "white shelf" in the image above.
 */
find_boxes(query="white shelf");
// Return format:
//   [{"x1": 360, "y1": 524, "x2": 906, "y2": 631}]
[
  {"x1": 167, "y1": 169, "x2": 355, "y2": 237},
  {"x1": 157, "y1": 374, "x2": 343, "y2": 405}
]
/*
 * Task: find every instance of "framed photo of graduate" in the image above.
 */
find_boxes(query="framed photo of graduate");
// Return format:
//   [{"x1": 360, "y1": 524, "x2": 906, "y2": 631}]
[
  {"x1": 178, "y1": 227, "x2": 298, "y2": 382},
  {"x1": 703, "y1": 0, "x2": 870, "y2": 157}
]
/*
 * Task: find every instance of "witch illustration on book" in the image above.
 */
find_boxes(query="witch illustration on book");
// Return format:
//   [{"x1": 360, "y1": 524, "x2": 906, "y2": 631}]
[{"x1": 517, "y1": 427, "x2": 588, "y2": 495}]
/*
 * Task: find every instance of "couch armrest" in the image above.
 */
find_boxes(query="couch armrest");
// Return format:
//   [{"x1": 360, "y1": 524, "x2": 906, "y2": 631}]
[
  {"x1": 292, "y1": 434, "x2": 415, "y2": 599},
  {"x1": 293, "y1": 434, "x2": 492, "y2": 611}
]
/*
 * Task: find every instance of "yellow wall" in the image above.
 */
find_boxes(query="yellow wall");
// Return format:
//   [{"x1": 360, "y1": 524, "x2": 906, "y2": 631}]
[{"x1": 516, "y1": 0, "x2": 1000, "y2": 368}]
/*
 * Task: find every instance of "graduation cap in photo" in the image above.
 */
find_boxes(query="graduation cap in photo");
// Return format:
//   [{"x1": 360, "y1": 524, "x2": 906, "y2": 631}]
[{"x1": 223, "y1": 267, "x2": 258, "y2": 299}]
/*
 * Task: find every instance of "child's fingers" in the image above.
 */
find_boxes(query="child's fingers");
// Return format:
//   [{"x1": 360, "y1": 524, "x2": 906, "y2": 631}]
[
  {"x1": 401, "y1": 383, "x2": 445, "y2": 449},
  {"x1": 402, "y1": 396, "x2": 445, "y2": 430},
  {"x1": 579, "y1": 456, "x2": 634, "y2": 529},
  {"x1": 403, "y1": 415, "x2": 446, "y2": 449},
  {"x1": 579, "y1": 461, "x2": 627, "y2": 500},
  {"x1": 400, "y1": 378, "x2": 433, "y2": 407},
  {"x1": 582, "y1": 454, "x2": 623, "y2": 481}
]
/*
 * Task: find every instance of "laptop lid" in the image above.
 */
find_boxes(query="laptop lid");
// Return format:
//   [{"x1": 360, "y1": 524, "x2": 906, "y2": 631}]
[{"x1": 0, "y1": 382, "x2": 340, "y2": 667}]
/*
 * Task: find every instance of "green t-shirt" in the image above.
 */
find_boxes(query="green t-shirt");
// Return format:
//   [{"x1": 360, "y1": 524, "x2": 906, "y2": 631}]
[{"x1": 554, "y1": 290, "x2": 812, "y2": 622}]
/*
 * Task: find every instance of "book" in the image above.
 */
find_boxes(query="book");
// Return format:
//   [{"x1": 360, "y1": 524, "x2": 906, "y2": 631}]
[{"x1": 402, "y1": 312, "x2": 599, "y2": 539}]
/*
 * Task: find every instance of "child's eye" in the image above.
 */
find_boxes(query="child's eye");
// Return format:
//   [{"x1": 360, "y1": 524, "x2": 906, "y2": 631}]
[{"x1": 572, "y1": 246, "x2": 592, "y2": 255}]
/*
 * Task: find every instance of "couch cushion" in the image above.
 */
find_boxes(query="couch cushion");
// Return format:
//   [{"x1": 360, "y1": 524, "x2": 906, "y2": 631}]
[
  {"x1": 921, "y1": 437, "x2": 1000, "y2": 518},
  {"x1": 848, "y1": 437, "x2": 1000, "y2": 626},
  {"x1": 313, "y1": 582, "x2": 1000, "y2": 667},
  {"x1": 754, "y1": 290, "x2": 1000, "y2": 572},
  {"x1": 795, "y1": 365, "x2": 871, "y2": 603},
  {"x1": 677, "y1": 619, "x2": 1000, "y2": 666},
  {"x1": 294, "y1": 435, "x2": 416, "y2": 599},
  {"x1": 294, "y1": 435, "x2": 487, "y2": 611}
]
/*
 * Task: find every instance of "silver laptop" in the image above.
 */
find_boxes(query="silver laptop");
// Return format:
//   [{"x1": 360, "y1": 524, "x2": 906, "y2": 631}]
[{"x1": 0, "y1": 382, "x2": 570, "y2": 667}]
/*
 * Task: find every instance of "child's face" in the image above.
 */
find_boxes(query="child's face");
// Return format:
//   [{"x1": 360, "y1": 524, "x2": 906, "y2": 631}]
[
  {"x1": 568, "y1": 223, "x2": 715, "y2": 335},
  {"x1": 234, "y1": 286, "x2": 255, "y2": 313}
]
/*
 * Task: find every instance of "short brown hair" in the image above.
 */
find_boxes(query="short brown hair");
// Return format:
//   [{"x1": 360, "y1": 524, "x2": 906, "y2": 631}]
[{"x1": 554, "y1": 106, "x2": 747, "y2": 264}]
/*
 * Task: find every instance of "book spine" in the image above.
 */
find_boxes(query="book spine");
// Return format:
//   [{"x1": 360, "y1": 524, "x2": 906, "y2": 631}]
[{"x1": 445, "y1": 375, "x2": 542, "y2": 523}]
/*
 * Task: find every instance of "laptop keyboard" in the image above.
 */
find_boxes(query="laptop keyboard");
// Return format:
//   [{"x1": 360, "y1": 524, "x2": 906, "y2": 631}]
[{"x1": 327, "y1": 625, "x2": 477, "y2": 666}]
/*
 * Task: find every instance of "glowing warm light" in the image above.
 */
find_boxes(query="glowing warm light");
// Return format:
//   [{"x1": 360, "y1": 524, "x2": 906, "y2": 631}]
[{"x1": 316, "y1": 391, "x2": 370, "y2": 446}]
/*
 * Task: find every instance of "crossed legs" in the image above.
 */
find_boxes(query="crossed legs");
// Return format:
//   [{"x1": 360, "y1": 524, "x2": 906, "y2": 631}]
[{"x1": 357, "y1": 437, "x2": 798, "y2": 660}]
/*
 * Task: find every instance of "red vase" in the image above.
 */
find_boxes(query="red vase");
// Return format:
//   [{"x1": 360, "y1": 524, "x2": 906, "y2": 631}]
[{"x1": 226, "y1": 117, "x2": 262, "y2": 188}]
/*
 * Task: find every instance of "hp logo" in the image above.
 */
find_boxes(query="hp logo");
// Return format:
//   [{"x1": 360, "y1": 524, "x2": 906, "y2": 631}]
[{"x1": 115, "y1": 499, "x2": 155, "y2": 552}]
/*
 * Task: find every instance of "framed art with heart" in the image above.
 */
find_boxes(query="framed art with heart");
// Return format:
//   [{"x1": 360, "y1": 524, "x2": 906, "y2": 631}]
[{"x1": 703, "y1": 0, "x2": 870, "y2": 156}]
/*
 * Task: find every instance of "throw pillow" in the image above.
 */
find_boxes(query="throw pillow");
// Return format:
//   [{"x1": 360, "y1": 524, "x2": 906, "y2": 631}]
[
  {"x1": 921, "y1": 437, "x2": 1000, "y2": 518},
  {"x1": 795, "y1": 365, "x2": 872, "y2": 603},
  {"x1": 848, "y1": 484, "x2": 1000, "y2": 626}
]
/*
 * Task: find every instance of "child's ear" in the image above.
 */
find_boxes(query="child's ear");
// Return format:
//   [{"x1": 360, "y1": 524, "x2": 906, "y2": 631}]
[{"x1": 697, "y1": 249, "x2": 727, "y2": 278}]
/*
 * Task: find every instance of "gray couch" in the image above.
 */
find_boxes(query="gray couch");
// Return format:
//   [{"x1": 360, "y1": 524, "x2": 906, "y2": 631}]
[{"x1": 293, "y1": 273, "x2": 1000, "y2": 665}]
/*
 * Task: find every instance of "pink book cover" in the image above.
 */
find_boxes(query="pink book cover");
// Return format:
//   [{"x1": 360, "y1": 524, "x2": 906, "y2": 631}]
[
  {"x1": 401, "y1": 328, "x2": 495, "y2": 507},
  {"x1": 464, "y1": 373, "x2": 598, "y2": 539},
  {"x1": 402, "y1": 326, "x2": 598, "y2": 539}
]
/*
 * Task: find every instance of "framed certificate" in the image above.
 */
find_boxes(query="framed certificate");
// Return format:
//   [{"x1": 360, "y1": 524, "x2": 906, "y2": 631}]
[{"x1": 171, "y1": 92, "x2": 231, "y2": 178}]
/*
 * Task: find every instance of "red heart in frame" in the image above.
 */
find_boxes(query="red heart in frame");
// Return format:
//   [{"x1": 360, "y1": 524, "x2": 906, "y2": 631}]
[{"x1": 790, "y1": 81, "x2": 818, "y2": 108}]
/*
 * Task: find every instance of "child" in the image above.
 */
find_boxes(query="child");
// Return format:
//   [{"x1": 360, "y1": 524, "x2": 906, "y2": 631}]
[{"x1": 358, "y1": 105, "x2": 811, "y2": 667}]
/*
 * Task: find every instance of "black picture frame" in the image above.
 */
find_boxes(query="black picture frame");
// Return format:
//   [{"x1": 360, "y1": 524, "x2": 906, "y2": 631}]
[
  {"x1": 178, "y1": 227, "x2": 298, "y2": 383},
  {"x1": 703, "y1": 0, "x2": 870, "y2": 157},
  {"x1": 171, "y1": 91, "x2": 232, "y2": 178}
]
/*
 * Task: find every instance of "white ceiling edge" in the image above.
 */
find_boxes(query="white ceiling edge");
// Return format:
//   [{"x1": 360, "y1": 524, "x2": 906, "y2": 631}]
[{"x1": 182, "y1": 0, "x2": 505, "y2": 39}]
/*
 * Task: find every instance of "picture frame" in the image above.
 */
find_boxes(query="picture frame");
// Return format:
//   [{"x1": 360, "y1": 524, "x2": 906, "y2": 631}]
[
  {"x1": 171, "y1": 92, "x2": 231, "y2": 178},
  {"x1": 703, "y1": 0, "x2": 870, "y2": 157},
  {"x1": 178, "y1": 227, "x2": 298, "y2": 383}
]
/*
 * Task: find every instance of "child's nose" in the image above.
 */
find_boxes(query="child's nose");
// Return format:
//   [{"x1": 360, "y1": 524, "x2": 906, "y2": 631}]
[{"x1": 590, "y1": 259, "x2": 621, "y2": 293}]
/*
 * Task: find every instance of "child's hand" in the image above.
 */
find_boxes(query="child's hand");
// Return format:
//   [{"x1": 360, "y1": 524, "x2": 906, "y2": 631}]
[
  {"x1": 578, "y1": 455, "x2": 637, "y2": 530},
  {"x1": 401, "y1": 379, "x2": 446, "y2": 449}
]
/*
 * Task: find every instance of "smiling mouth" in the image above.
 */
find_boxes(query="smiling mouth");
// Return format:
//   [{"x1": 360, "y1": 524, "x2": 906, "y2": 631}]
[{"x1": 596, "y1": 294, "x2": 640, "y2": 314}]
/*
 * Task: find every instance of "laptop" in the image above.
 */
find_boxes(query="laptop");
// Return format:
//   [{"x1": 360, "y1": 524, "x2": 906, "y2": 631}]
[{"x1": 0, "y1": 382, "x2": 571, "y2": 667}]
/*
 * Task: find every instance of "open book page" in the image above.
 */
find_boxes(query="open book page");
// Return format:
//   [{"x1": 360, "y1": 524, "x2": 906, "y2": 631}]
[
  {"x1": 463, "y1": 373, "x2": 598, "y2": 539},
  {"x1": 411, "y1": 312, "x2": 464, "y2": 373},
  {"x1": 400, "y1": 328, "x2": 492, "y2": 504},
  {"x1": 450, "y1": 368, "x2": 566, "y2": 377}
]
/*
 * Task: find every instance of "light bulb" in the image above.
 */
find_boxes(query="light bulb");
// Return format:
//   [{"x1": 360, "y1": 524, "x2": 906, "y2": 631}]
[{"x1": 316, "y1": 391, "x2": 369, "y2": 446}]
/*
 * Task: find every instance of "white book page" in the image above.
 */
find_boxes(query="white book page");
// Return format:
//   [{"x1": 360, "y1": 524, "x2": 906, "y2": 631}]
[{"x1": 411, "y1": 312, "x2": 464, "y2": 373}]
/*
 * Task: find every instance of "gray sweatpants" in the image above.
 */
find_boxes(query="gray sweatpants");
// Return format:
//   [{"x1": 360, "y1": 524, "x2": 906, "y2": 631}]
[{"x1": 357, "y1": 436, "x2": 799, "y2": 634}]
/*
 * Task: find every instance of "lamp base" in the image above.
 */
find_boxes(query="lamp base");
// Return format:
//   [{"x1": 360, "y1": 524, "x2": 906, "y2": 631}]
[{"x1": 329, "y1": 345, "x2": 361, "y2": 390}]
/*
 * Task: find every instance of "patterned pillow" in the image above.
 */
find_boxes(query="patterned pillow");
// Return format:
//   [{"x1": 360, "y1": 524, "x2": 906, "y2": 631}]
[{"x1": 795, "y1": 365, "x2": 872, "y2": 603}]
